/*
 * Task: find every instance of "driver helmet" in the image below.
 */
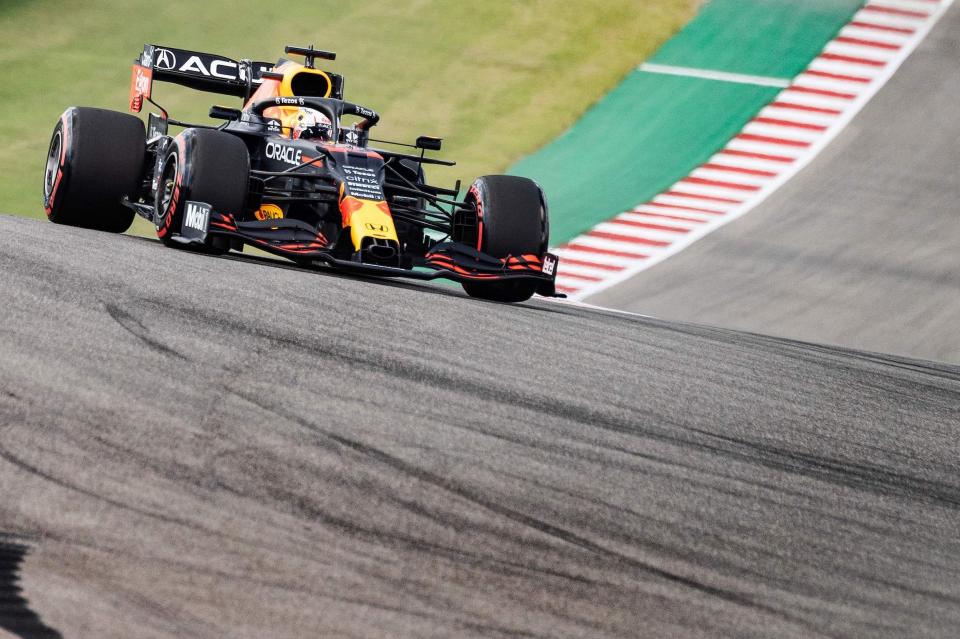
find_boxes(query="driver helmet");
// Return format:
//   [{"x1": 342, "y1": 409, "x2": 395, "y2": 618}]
[{"x1": 292, "y1": 108, "x2": 332, "y2": 141}]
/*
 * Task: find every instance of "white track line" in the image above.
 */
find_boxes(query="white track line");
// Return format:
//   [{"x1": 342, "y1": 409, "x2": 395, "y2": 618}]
[
  {"x1": 637, "y1": 63, "x2": 792, "y2": 87},
  {"x1": 553, "y1": 0, "x2": 954, "y2": 301}
]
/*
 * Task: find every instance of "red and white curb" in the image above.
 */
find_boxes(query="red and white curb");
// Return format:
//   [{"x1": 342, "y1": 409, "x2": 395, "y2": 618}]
[{"x1": 552, "y1": 0, "x2": 954, "y2": 300}]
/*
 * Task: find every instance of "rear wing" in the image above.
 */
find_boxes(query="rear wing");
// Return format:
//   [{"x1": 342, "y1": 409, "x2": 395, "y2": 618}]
[{"x1": 128, "y1": 44, "x2": 344, "y2": 112}]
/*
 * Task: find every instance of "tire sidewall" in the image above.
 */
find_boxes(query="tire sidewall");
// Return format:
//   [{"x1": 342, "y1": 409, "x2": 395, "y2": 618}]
[
  {"x1": 466, "y1": 180, "x2": 487, "y2": 253},
  {"x1": 155, "y1": 134, "x2": 189, "y2": 243},
  {"x1": 42, "y1": 113, "x2": 72, "y2": 221}
]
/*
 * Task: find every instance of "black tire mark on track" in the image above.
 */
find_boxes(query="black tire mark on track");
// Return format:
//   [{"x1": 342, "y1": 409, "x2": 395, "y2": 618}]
[
  {"x1": 210, "y1": 308, "x2": 958, "y2": 513},
  {"x1": 0, "y1": 448, "x2": 260, "y2": 550},
  {"x1": 692, "y1": 429, "x2": 960, "y2": 511},
  {"x1": 103, "y1": 302, "x2": 189, "y2": 361},
  {"x1": 128, "y1": 298, "x2": 960, "y2": 616},
  {"x1": 228, "y1": 388, "x2": 820, "y2": 633}
]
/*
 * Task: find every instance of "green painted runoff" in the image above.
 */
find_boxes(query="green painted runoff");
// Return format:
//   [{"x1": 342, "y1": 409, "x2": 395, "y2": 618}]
[
  {"x1": 651, "y1": 0, "x2": 866, "y2": 79},
  {"x1": 511, "y1": 0, "x2": 864, "y2": 244}
]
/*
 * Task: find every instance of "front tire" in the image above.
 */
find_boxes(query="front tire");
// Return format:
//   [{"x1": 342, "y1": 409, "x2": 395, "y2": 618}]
[
  {"x1": 43, "y1": 107, "x2": 145, "y2": 233},
  {"x1": 458, "y1": 175, "x2": 549, "y2": 303},
  {"x1": 155, "y1": 128, "x2": 249, "y2": 249}
]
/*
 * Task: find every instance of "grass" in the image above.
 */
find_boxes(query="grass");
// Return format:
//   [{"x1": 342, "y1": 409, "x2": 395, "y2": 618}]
[{"x1": 0, "y1": 0, "x2": 697, "y2": 226}]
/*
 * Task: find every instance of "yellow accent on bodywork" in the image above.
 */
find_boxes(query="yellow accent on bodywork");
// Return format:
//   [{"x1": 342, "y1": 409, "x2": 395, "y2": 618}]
[
  {"x1": 254, "y1": 62, "x2": 334, "y2": 136},
  {"x1": 347, "y1": 200, "x2": 398, "y2": 251},
  {"x1": 255, "y1": 203, "x2": 284, "y2": 220},
  {"x1": 280, "y1": 66, "x2": 333, "y2": 100}
]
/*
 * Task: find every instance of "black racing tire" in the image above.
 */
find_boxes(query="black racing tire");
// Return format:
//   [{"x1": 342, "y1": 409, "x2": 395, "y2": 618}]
[
  {"x1": 42, "y1": 107, "x2": 145, "y2": 233},
  {"x1": 460, "y1": 175, "x2": 549, "y2": 303},
  {"x1": 155, "y1": 128, "x2": 249, "y2": 249}
]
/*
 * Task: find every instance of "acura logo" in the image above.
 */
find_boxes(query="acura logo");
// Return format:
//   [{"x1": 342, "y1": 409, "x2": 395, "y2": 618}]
[{"x1": 155, "y1": 48, "x2": 177, "y2": 71}]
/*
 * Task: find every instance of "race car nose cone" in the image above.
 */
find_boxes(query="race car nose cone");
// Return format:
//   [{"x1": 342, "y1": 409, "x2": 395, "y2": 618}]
[
  {"x1": 365, "y1": 242, "x2": 397, "y2": 261},
  {"x1": 359, "y1": 236, "x2": 399, "y2": 265}
]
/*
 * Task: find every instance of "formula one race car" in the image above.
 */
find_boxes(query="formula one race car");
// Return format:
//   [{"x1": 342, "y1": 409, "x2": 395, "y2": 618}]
[{"x1": 42, "y1": 44, "x2": 559, "y2": 302}]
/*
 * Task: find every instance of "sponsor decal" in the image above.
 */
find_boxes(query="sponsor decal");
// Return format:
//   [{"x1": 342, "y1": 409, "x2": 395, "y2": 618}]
[
  {"x1": 151, "y1": 46, "x2": 272, "y2": 85},
  {"x1": 134, "y1": 66, "x2": 151, "y2": 96},
  {"x1": 342, "y1": 165, "x2": 384, "y2": 201},
  {"x1": 184, "y1": 201, "x2": 209, "y2": 231},
  {"x1": 129, "y1": 64, "x2": 152, "y2": 112},
  {"x1": 354, "y1": 105, "x2": 376, "y2": 119},
  {"x1": 344, "y1": 129, "x2": 360, "y2": 146},
  {"x1": 155, "y1": 48, "x2": 177, "y2": 71},
  {"x1": 171, "y1": 56, "x2": 238, "y2": 79},
  {"x1": 275, "y1": 97, "x2": 305, "y2": 106},
  {"x1": 209, "y1": 59, "x2": 238, "y2": 79},
  {"x1": 365, "y1": 222, "x2": 387, "y2": 233},
  {"x1": 541, "y1": 253, "x2": 558, "y2": 277},
  {"x1": 181, "y1": 56, "x2": 209, "y2": 76},
  {"x1": 266, "y1": 118, "x2": 281, "y2": 132},
  {"x1": 255, "y1": 203, "x2": 284, "y2": 221},
  {"x1": 265, "y1": 142, "x2": 303, "y2": 166},
  {"x1": 146, "y1": 113, "x2": 167, "y2": 140}
]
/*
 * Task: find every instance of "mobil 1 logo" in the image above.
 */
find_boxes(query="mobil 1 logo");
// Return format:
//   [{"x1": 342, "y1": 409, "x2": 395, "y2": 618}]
[
  {"x1": 541, "y1": 253, "x2": 558, "y2": 277},
  {"x1": 181, "y1": 200, "x2": 211, "y2": 243}
]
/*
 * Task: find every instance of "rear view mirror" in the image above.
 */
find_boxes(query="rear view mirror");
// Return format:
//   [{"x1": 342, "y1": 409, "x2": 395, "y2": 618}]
[
  {"x1": 415, "y1": 136, "x2": 442, "y2": 151},
  {"x1": 209, "y1": 105, "x2": 242, "y2": 121}
]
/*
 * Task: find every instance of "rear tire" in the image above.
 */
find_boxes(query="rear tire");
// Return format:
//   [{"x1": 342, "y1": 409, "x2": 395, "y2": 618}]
[
  {"x1": 43, "y1": 107, "x2": 145, "y2": 233},
  {"x1": 154, "y1": 128, "x2": 249, "y2": 249},
  {"x1": 459, "y1": 175, "x2": 549, "y2": 303}
]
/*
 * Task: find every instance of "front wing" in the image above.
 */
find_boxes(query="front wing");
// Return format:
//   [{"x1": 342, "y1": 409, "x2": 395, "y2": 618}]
[{"x1": 186, "y1": 204, "x2": 563, "y2": 298}]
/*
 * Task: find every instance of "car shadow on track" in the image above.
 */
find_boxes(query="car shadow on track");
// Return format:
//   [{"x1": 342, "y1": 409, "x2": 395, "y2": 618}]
[
  {"x1": 0, "y1": 535, "x2": 62, "y2": 639},
  {"x1": 124, "y1": 234, "x2": 461, "y2": 297},
  {"x1": 123, "y1": 234, "x2": 576, "y2": 317}
]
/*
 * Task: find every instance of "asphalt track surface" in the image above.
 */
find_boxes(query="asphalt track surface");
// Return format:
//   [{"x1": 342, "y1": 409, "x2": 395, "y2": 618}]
[
  {"x1": 1, "y1": 213, "x2": 959, "y2": 638},
  {"x1": 589, "y1": 4, "x2": 960, "y2": 365}
]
